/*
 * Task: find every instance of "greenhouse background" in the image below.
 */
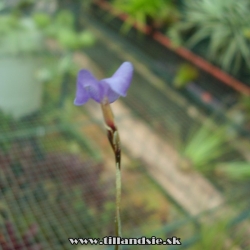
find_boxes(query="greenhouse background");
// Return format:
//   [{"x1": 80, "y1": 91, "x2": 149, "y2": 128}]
[{"x1": 0, "y1": 0, "x2": 250, "y2": 249}]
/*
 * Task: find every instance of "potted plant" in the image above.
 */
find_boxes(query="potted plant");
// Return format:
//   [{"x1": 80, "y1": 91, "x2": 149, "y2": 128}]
[
  {"x1": 0, "y1": 13, "x2": 46, "y2": 119},
  {"x1": 0, "y1": 7, "x2": 96, "y2": 120}
]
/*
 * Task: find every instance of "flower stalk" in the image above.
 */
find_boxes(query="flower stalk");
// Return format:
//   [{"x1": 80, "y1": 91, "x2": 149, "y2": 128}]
[
  {"x1": 74, "y1": 61, "x2": 133, "y2": 250},
  {"x1": 101, "y1": 100, "x2": 122, "y2": 250}
]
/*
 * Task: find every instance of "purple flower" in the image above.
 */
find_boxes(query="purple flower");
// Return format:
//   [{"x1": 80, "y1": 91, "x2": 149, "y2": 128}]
[{"x1": 74, "y1": 62, "x2": 133, "y2": 105}]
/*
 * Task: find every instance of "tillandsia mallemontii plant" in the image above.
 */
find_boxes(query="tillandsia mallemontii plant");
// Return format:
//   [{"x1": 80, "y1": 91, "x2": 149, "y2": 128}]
[{"x1": 74, "y1": 62, "x2": 133, "y2": 250}]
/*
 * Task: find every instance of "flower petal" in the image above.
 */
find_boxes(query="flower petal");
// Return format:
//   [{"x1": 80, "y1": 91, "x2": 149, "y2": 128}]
[
  {"x1": 99, "y1": 80, "x2": 120, "y2": 103},
  {"x1": 106, "y1": 87, "x2": 121, "y2": 103},
  {"x1": 103, "y1": 62, "x2": 133, "y2": 97},
  {"x1": 74, "y1": 69, "x2": 99, "y2": 105}
]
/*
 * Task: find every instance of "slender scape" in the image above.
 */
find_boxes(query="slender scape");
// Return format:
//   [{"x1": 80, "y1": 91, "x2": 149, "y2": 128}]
[
  {"x1": 74, "y1": 61, "x2": 133, "y2": 250},
  {"x1": 101, "y1": 100, "x2": 122, "y2": 250}
]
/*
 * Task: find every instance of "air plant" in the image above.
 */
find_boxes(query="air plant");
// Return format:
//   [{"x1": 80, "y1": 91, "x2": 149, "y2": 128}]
[
  {"x1": 74, "y1": 61, "x2": 134, "y2": 250},
  {"x1": 216, "y1": 162, "x2": 250, "y2": 180},
  {"x1": 180, "y1": 122, "x2": 232, "y2": 173},
  {"x1": 170, "y1": 0, "x2": 250, "y2": 74}
]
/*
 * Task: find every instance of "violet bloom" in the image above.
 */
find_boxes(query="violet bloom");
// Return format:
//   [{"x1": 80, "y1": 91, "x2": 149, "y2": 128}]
[{"x1": 74, "y1": 62, "x2": 133, "y2": 105}]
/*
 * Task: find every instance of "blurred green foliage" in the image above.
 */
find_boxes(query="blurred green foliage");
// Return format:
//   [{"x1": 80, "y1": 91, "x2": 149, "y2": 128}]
[
  {"x1": 191, "y1": 218, "x2": 240, "y2": 250},
  {"x1": 0, "y1": 8, "x2": 95, "y2": 54},
  {"x1": 216, "y1": 162, "x2": 250, "y2": 180},
  {"x1": 112, "y1": 0, "x2": 180, "y2": 33},
  {"x1": 33, "y1": 10, "x2": 96, "y2": 50},
  {"x1": 180, "y1": 121, "x2": 233, "y2": 173},
  {"x1": 179, "y1": 119, "x2": 250, "y2": 181},
  {"x1": 0, "y1": 13, "x2": 45, "y2": 55},
  {"x1": 173, "y1": 63, "x2": 199, "y2": 88},
  {"x1": 169, "y1": 0, "x2": 250, "y2": 75}
]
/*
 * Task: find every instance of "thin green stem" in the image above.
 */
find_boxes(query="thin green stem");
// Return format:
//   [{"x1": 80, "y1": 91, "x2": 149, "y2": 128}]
[
  {"x1": 101, "y1": 102, "x2": 122, "y2": 250},
  {"x1": 115, "y1": 161, "x2": 122, "y2": 250}
]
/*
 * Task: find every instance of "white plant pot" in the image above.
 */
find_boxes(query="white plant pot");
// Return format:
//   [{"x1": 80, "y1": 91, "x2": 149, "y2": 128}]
[{"x1": 0, "y1": 56, "x2": 43, "y2": 119}]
